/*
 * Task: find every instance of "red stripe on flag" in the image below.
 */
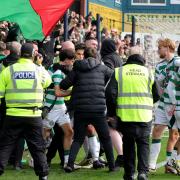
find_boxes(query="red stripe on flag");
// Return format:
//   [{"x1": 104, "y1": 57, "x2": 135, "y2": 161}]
[{"x1": 30, "y1": 0, "x2": 74, "y2": 37}]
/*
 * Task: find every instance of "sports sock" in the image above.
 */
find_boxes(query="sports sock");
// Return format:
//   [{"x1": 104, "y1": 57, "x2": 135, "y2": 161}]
[
  {"x1": 88, "y1": 136, "x2": 100, "y2": 162},
  {"x1": 166, "y1": 151, "x2": 172, "y2": 163},
  {"x1": 64, "y1": 150, "x2": 70, "y2": 164},
  {"x1": 149, "y1": 139, "x2": 161, "y2": 169}
]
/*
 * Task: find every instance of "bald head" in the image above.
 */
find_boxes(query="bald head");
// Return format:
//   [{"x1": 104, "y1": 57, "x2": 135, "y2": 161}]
[
  {"x1": 61, "y1": 41, "x2": 75, "y2": 51},
  {"x1": 129, "y1": 46, "x2": 143, "y2": 56},
  {"x1": 7, "y1": 41, "x2": 21, "y2": 56}
]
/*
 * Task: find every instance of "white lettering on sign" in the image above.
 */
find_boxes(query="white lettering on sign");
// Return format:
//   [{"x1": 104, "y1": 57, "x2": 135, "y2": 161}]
[{"x1": 13, "y1": 71, "x2": 35, "y2": 79}]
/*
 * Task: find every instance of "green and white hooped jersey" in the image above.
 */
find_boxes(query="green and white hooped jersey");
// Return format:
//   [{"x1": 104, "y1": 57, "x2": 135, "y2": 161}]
[
  {"x1": 168, "y1": 67, "x2": 180, "y2": 110},
  {"x1": 155, "y1": 60, "x2": 168, "y2": 87},
  {"x1": 158, "y1": 58, "x2": 177, "y2": 109},
  {"x1": 44, "y1": 65, "x2": 66, "y2": 109}
]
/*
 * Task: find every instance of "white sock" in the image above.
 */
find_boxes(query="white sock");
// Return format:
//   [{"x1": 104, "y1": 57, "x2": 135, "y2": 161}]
[
  {"x1": 83, "y1": 137, "x2": 89, "y2": 158},
  {"x1": 172, "y1": 149, "x2": 177, "y2": 159},
  {"x1": 88, "y1": 136, "x2": 100, "y2": 162},
  {"x1": 149, "y1": 141, "x2": 161, "y2": 169},
  {"x1": 64, "y1": 155, "x2": 69, "y2": 164}
]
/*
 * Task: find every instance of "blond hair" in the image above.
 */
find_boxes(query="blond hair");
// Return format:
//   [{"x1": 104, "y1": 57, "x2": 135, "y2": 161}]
[{"x1": 158, "y1": 38, "x2": 176, "y2": 53}]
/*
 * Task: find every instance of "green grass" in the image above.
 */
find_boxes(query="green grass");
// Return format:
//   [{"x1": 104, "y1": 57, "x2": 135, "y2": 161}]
[{"x1": 0, "y1": 137, "x2": 179, "y2": 180}]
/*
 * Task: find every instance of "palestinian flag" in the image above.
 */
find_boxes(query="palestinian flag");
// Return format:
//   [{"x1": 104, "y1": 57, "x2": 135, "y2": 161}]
[{"x1": 0, "y1": 0, "x2": 74, "y2": 41}]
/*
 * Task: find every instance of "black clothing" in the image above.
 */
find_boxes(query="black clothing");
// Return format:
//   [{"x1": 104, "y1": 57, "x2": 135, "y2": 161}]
[
  {"x1": 2, "y1": 54, "x2": 19, "y2": 67},
  {"x1": 46, "y1": 124, "x2": 64, "y2": 167},
  {"x1": 0, "y1": 116, "x2": 48, "y2": 177},
  {"x1": 68, "y1": 112, "x2": 115, "y2": 169},
  {"x1": 100, "y1": 38, "x2": 122, "y2": 69},
  {"x1": 121, "y1": 122, "x2": 151, "y2": 177},
  {"x1": 105, "y1": 59, "x2": 158, "y2": 178},
  {"x1": 60, "y1": 57, "x2": 115, "y2": 170},
  {"x1": 38, "y1": 31, "x2": 60, "y2": 69},
  {"x1": 60, "y1": 57, "x2": 113, "y2": 113},
  {"x1": 0, "y1": 53, "x2": 23, "y2": 169},
  {"x1": 8, "y1": 138, "x2": 25, "y2": 168}
]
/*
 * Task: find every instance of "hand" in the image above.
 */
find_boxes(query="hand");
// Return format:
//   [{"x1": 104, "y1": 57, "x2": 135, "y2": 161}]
[{"x1": 55, "y1": 89, "x2": 62, "y2": 97}]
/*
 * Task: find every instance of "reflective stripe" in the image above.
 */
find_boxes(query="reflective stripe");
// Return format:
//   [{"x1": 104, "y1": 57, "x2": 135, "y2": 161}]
[
  {"x1": 32, "y1": 78, "x2": 37, "y2": 89},
  {"x1": 0, "y1": 91, "x2": 4, "y2": 96},
  {"x1": 118, "y1": 92, "x2": 152, "y2": 98},
  {"x1": 117, "y1": 105, "x2": 153, "y2": 110},
  {"x1": 6, "y1": 89, "x2": 43, "y2": 93},
  {"x1": 10, "y1": 65, "x2": 17, "y2": 89},
  {"x1": 148, "y1": 69, "x2": 152, "y2": 93},
  {"x1": 118, "y1": 67, "x2": 123, "y2": 94},
  {"x1": 118, "y1": 66, "x2": 152, "y2": 96},
  {"x1": 6, "y1": 99, "x2": 42, "y2": 103}
]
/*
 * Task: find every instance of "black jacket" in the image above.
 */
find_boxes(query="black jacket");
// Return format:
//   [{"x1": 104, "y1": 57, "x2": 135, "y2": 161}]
[
  {"x1": 60, "y1": 57, "x2": 113, "y2": 113},
  {"x1": 101, "y1": 38, "x2": 122, "y2": 69},
  {"x1": 2, "y1": 54, "x2": 19, "y2": 67}
]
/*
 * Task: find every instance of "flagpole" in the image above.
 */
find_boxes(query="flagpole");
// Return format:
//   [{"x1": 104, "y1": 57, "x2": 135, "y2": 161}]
[
  {"x1": 64, "y1": 10, "x2": 69, "y2": 41},
  {"x1": 96, "y1": 14, "x2": 101, "y2": 50}
]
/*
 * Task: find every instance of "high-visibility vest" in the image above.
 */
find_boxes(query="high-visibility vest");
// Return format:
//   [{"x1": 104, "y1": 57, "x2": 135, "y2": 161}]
[
  {"x1": 0, "y1": 58, "x2": 51, "y2": 117},
  {"x1": 115, "y1": 64, "x2": 154, "y2": 122}
]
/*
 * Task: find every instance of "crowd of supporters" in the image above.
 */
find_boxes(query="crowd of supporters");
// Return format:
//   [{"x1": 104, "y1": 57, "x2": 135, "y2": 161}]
[{"x1": 0, "y1": 10, "x2": 180, "y2": 180}]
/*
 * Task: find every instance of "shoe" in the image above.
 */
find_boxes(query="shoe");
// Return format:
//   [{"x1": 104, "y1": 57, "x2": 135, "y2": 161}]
[
  {"x1": 14, "y1": 166, "x2": 22, "y2": 171},
  {"x1": 148, "y1": 167, "x2": 156, "y2": 174},
  {"x1": 64, "y1": 165, "x2": 74, "y2": 173},
  {"x1": 165, "y1": 161, "x2": 177, "y2": 174},
  {"x1": 39, "y1": 176, "x2": 48, "y2": 180},
  {"x1": 115, "y1": 155, "x2": 124, "y2": 168},
  {"x1": 78, "y1": 158, "x2": 93, "y2": 166},
  {"x1": 74, "y1": 164, "x2": 81, "y2": 170},
  {"x1": 137, "y1": 173, "x2": 148, "y2": 180},
  {"x1": 93, "y1": 160, "x2": 105, "y2": 169},
  {"x1": 174, "y1": 160, "x2": 180, "y2": 175},
  {"x1": 99, "y1": 156, "x2": 108, "y2": 166}
]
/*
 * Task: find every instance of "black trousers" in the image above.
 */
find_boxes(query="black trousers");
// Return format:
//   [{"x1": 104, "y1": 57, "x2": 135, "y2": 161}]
[
  {"x1": 120, "y1": 122, "x2": 151, "y2": 178},
  {"x1": 68, "y1": 112, "x2": 115, "y2": 169},
  {"x1": 0, "y1": 116, "x2": 49, "y2": 177},
  {"x1": 8, "y1": 138, "x2": 25, "y2": 167},
  {"x1": 46, "y1": 124, "x2": 64, "y2": 166}
]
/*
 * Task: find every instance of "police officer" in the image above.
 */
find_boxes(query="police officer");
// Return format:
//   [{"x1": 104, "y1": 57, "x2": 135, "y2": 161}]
[
  {"x1": 0, "y1": 43, "x2": 51, "y2": 180},
  {"x1": 106, "y1": 54, "x2": 159, "y2": 180}
]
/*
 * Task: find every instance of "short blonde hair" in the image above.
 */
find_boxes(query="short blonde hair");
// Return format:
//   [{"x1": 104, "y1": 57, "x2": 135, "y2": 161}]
[{"x1": 158, "y1": 38, "x2": 176, "y2": 53}]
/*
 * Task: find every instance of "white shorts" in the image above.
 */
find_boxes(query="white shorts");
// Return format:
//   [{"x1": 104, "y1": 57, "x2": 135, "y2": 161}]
[
  {"x1": 154, "y1": 107, "x2": 177, "y2": 129},
  {"x1": 43, "y1": 108, "x2": 70, "y2": 129}
]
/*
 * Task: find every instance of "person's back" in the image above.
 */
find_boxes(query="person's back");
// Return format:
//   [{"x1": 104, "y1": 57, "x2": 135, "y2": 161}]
[
  {"x1": 60, "y1": 48, "x2": 113, "y2": 113},
  {"x1": 61, "y1": 48, "x2": 115, "y2": 173},
  {"x1": 0, "y1": 43, "x2": 51, "y2": 180}
]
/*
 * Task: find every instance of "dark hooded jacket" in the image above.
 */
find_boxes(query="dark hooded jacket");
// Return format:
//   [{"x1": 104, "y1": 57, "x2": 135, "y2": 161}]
[
  {"x1": 60, "y1": 57, "x2": 113, "y2": 113},
  {"x1": 101, "y1": 38, "x2": 122, "y2": 69}
]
